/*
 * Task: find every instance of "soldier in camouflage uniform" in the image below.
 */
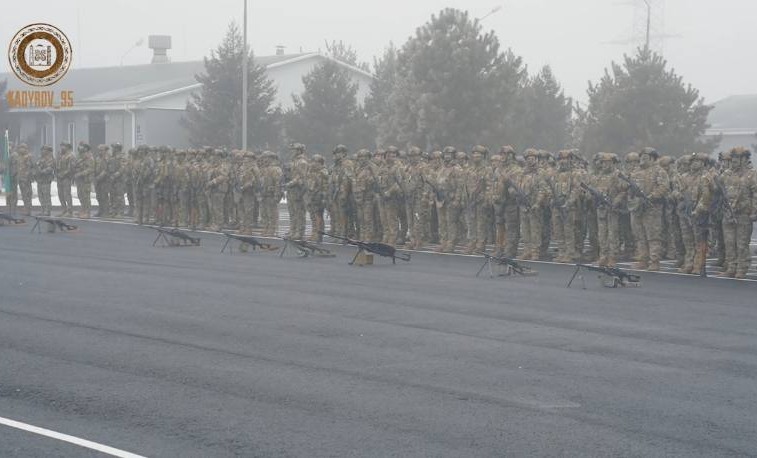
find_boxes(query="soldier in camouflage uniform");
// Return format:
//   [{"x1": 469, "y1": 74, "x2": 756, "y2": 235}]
[
  {"x1": 108, "y1": 143, "x2": 126, "y2": 217},
  {"x1": 35, "y1": 146, "x2": 55, "y2": 216},
  {"x1": 260, "y1": 151, "x2": 283, "y2": 237},
  {"x1": 627, "y1": 147, "x2": 669, "y2": 271},
  {"x1": 659, "y1": 155, "x2": 684, "y2": 264},
  {"x1": 587, "y1": 153, "x2": 625, "y2": 266},
  {"x1": 404, "y1": 146, "x2": 428, "y2": 249},
  {"x1": 153, "y1": 147, "x2": 172, "y2": 225},
  {"x1": 93, "y1": 145, "x2": 111, "y2": 217},
  {"x1": 74, "y1": 143, "x2": 95, "y2": 219},
  {"x1": 550, "y1": 150, "x2": 581, "y2": 262},
  {"x1": 673, "y1": 155, "x2": 695, "y2": 273},
  {"x1": 353, "y1": 149, "x2": 379, "y2": 242},
  {"x1": 11, "y1": 144, "x2": 34, "y2": 215},
  {"x1": 683, "y1": 153, "x2": 715, "y2": 274},
  {"x1": 305, "y1": 154, "x2": 329, "y2": 242},
  {"x1": 718, "y1": 147, "x2": 757, "y2": 279},
  {"x1": 172, "y1": 150, "x2": 191, "y2": 227},
  {"x1": 328, "y1": 145, "x2": 354, "y2": 237},
  {"x1": 285, "y1": 143, "x2": 309, "y2": 240},
  {"x1": 56, "y1": 142, "x2": 75, "y2": 216},
  {"x1": 239, "y1": 151, "x2": 260, "y2": 235},
  {"x1": 515, "y1": 149, "x2": 552, "y2": 260},
  {"x1": 207, "y1": 149, "x2": 230, "y2": 231},
  {"x1": 378, "y1": 147, "x2": 405, "y2": 246},
  {"x1": 432, "y1": 149, "x2": 453, "y2": 252},
  {"x1": 134, "y1": 146, "x2": 155, "y2": 225},
  {"x1": 125, "y1": 149, "x2": 136, "y2": 217},
  {"x1": 463, "y1": 145, "x2": 490, "y2": 254}
]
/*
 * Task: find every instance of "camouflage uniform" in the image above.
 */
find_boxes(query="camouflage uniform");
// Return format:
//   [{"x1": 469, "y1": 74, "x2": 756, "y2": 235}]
[
  {"x1": 627, "y1": 148, "x2": 669, "y2": 271},
  {"x1": 260, "y1": 151, "x2": 283, "y2": 237},
  {"x1": 173, "y1": 150, "x2": 191, "y2": 227},
  {"x1": 589, "y1": 153, "x2": 624, "y2": 266},
  {"x1": 306, "y1": 154, "x2": 329, "y2": 242},
  {"x1": 207, "y1": 150, "x2": 230, "y2": 231},
  {"x1": 550, "y1": 150, "x2": 581, "y2": 262},
  {"x1": 352, "y1": 149, "x2": 379, "y2": 242},
  {"x1": 12, "y1": 144, "x2": 34, "y2": 215},
  {"x1": 74, "y1": 143, "x2": 95, "y2": 219},
  {"x1": 285, "y1": 143, "x2": 309, "y2": 239},
  {"x1": 719, "y1": 147, "x2": 757, "y2": 279},
  {"x1": 36, "y1": 146, "x2": 55, "y2": 216},
  {"x1": 404, "y1": 147, "x2": 428, "y2": 249},
  {"x1": 463, "y1": 146, "x2": 490, "y2": 254},
  {"x1": 134, "y1": 146, "x2": 155, "y2": 225},
  {"x1": 328, "y1": 145, "x2": 354, "y2": 237},
  {"x1": 659, "y1": 156, "x2": 684, "y2": 263},
  {"x1": 56, "y1": 143, "x2": 75, "y2": 216},
  {"x1": 239, "y1": 151, "x2": 260, "y2": 235},
  {"x1": 109, "y1": 143, "x2": 127, "y2": 218},
  {"x1": 515, "y1": 149, "x2": 552, "y2": 260},
  {"x1": 378, "y1": 147, "x2": 405, "y2": 246},
  {"x1": 93, "y1": 145, "x2": 111, "y2": 217},
  {"x1": 674, "y1": 155, "x2": 697, "y2": 273}
]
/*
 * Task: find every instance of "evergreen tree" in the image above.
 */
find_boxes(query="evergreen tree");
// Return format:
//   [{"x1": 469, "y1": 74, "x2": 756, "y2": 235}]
[
  {"x1": 581, "y1": 47, "x2": 716, "y2": 155},
  {"x1": 512, "y1": 66, "x2": 572, "y2": 151},
  {"x1": 285, "y1": 60, "x2": 370, "y2": 153},
  {"x1": 365, "y1": 44, "x2": 399, "y2": 147},
  {"x1": 386, "y1": 8, "x2": 525, "y2": 150},
  {"x1": 182, "y1": 22, "x2": 280, "y2": 148},
  {"x1": 324, "y1": 40, "x2": 370, "y2": 72}
]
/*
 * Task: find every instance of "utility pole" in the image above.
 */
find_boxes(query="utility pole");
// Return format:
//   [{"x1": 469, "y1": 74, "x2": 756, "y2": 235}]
[
  {"x1": 643, "y1": 0, "x2": 651, "y2": 50},
  {"x1": 242, "y1": 0, "x2": 248, "y2": 150}
]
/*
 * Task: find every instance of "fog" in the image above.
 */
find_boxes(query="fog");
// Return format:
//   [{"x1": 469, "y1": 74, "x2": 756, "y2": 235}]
[{"x1": 1, "y1": 0, "x2": 755, "y2": 103}]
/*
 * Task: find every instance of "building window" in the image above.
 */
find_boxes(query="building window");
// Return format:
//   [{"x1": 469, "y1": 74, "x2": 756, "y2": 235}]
[{"x1": 68, "y1": 122, "x2": 76, "y2": 145}]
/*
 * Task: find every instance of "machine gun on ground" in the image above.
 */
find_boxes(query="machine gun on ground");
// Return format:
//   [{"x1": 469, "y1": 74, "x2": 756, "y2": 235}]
[
  {"x1": 30, "y1": 216, "x2": 78, "y2": 233},
  {"x1": 617, "y1": 172, "x2": 652, "y2": 207},
  {"x1": 567, "y1": 263, "x2": 641, "y2": 289},
  {"x1": 475, "y1": 251, "x2": 537, "y2": 278},
  {"x1": 152, "y1": 227, "x2": 201, "y2": 247},
  {"x1": 221, "y1": 232, "x2": 278, "y2": 254},
  {"x1": 279, "y1": 236, "x2": 335, "y2": 258},
  {"x1": 322, "y1": 232, "x2": 411, "y2": 265},
  {"x1": 0, "y1": 213, "x2": 26, "y2": 225}
]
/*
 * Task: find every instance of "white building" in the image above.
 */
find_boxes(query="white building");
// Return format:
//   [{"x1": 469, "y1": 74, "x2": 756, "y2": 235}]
[{"x1": 1, "y1": 40, "x2": 373, "y2": 154}]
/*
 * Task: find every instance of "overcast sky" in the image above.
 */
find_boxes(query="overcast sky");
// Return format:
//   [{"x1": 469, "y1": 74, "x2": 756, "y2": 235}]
[{"x1": 2, "y1": 0, "x2": 754, "y2": 105}]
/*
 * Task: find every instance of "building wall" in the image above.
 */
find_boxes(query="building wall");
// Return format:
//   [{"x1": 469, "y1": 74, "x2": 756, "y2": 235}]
[
  {"x1": 143, "y1": 109, "x2": 189, "y2": 148},
  {"x1": 704, "y1": 133, "x2": 756, "y2": 154}
]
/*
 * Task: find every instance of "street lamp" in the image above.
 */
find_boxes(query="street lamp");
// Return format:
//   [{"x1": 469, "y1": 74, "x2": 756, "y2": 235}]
[
  {"x1": 242, "y1": 0, "x2": 248, "y2": 150},
  {"x1": 120, "y1": 38, "x2": 144, "y2": 66}
]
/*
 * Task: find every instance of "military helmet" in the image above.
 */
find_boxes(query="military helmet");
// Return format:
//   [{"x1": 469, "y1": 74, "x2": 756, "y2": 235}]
[
  {"x1": 78, "y1": 142, "x2": 91, "y2": 152},
  {"x1": 606, "y1": 153, "x2": 620, "y2": 162},
  {"x1": 60, "y1": 142, "x2": 72, "y2": 151},
  {"x1": 442, "y1": 146, "x2": 457, "y2": 155},
  {"x1": 408, "y1": 146, "x2": 421, "y2": 157},
  {"x1": 455, "y1": 151, "x2": 468, "y2": 160},
  {"x1": 625, "y1": 151, "x2": 640, "y2": 162},
  {"x1": 691, "y1": 152, "x2": 709, "y2": 162},
  {"x1": 356, "y1": 148, "x2": 371, "y2": 159},
  {"x1": 523, "y1": 148, "x2": 539, "y2": 158},
  {"x1": 730, "y1": 146, "x2": 751, "y2": 158},
  {"x1": 557, "y1": 149, "x2": 572, "y2": 160},
  {"x1": 538, "y1": 150, "x2": 552, "y2": 160},
  {"x1": 289, "y1": 142, "x2": 305, "y2": 152},
  {"x1": 658, "y1": 155, "x2": 674, "y2": 167},
  {"x1": 333, "y1": 144, "x2": 348, "y2": 154},
  {"x1": 41, "y1": 145, "x2": 53, "y2": 153},
  {"x1": 111, "y1": 142, "x2": 123, "y2": 152},
  {"x1": 676, "y1": 154, "x2": 692, "y2": 165},
  {"x1": 312, "y1": 153, "x2": 325, "y2": 164},
  {"x1": 499, "y1": 145, "x2": 516, "y2": 155},
  {"x1": 98, "y1": 144, "x2": 109, "y2": 152},
  {"x1": 490, "y1": 154, "x2": 503, "y2": 163},
  {"x1": 471, "y1": 145, "x2": 489, "y2": 155},
  {"x1": 430, "y1": 150, "x2": 443, "y2": 160},
  {"x1": 640, "y1": 146, "x2": 658, "y2": 159},
  {"x1": 386, "y1": 145, "x2": 400, "y2": 154}
]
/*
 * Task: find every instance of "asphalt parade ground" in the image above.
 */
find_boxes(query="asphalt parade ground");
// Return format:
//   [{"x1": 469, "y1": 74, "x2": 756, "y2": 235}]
[{"x1": 1, "y1": 218, "x2": 756, "y2": 457}]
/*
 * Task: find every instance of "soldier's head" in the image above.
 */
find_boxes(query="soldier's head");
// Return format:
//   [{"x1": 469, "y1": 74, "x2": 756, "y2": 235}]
[
  {"x1": 731, "y1": 147, "x2": 751, "y2": 169},
  {"x1": 311, "y1": 153, "x2": 325, "y2": 166},
  {"x1": 408, "y1": 146, "x2": 422, "y2": 163},
  {"x1": 523, "y1": 148, "x2": 539, "y2": 168},
  {"x1": 111, "y1": 143, "x2": 123, "y2": 154},
  {"x1": 598, "y1": 152, "x2": 616, "y2": 172},
  {"x1": 289, "y1": 142, "x2": 306, "y2": 156},
  {"x1": 455, "y1": 151, "x2": 468, "y2": 166},
  {"x1": 471, "y1": 145, "x2": 487, "y2": 164},
  {"x1": 385, "y1": 146, "x2": 399, "y2": 163},
  {"x1": 77, "y1": 142, "x2": 91, "y2": 155},
  {"x1": 41, "y1": 145, "x2": 53, "y2": 156},
  {"x1": 97, "y1": 144, "x2": 110, "y2": 155},
  {"x1": 690, "y1": 152, "x2": 708, "y2": 172},
  {"x1": 333, "y1": 144, "x2": 348, "y2": 161},
  {"x1": 537, "y1": 149, "x2": 551, "y2": 166},
  {"x1": 60, "y1": 142, "x2": 72, "y2": 153},
  {"x1": 639, "y1": 147, "x2": 658, "y2": 167},
  {"x1": 676, "y1": 154, "x2": 691, "y2": 173},
  {"x1": 557, "y1": 150, "x2": 572, "y2": 170},
  {"x1": 442, "y1": 146, "x2": 457, "y2": 158},
  {"x1": 499, "y1": 145, "x2": 516, "y2": 162},
  {"x1": 658, "y1": 155, "x2": 674, "y2": 171},
  {"x1": 490, "y1": 154, "x2": 503, "y2": 168},
  {"x1": 356, "y1": 148, "x2": 371, "y2": 164},
  {"x1": 625, "y1": 151, "x2": 640, "y2": 170}
]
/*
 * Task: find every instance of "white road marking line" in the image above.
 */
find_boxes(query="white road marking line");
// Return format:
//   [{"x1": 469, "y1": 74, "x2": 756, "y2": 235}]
[{"x1": 0, "y1": 415, "x2": 146, "y2": 458}]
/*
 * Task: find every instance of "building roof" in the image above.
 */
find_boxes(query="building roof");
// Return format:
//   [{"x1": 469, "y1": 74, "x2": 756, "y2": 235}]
[
  {"x1": 707, "y1": 94, "x2": 757, "y2": 132},
  {"x1": 1, "y1": 52, "x2": 372, "y2": 111}
]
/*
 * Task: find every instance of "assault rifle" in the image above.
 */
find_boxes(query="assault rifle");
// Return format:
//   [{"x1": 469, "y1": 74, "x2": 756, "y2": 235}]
[
  {"x1": 30, "y1": 216, "x2": 78, "y2": 233},
  {"x1": 322, "y1": 232, "x2": 411, "y2": 265},
  {"x1": 475, "y1": 251, "x2": 537, "y2": 278},
  {"x1": 221, "y1": 232, "x2": 278, "y2": 254},
  {"x1": 506, "y1": 179, "x2": 532, "y2": 212},
  {"x1": 152, "y1": 227, "x2": 201, "y2": 247},
  {"x1": 279, "y1": 236, "x2": 335, "y2": 258},
  {"x1": 617, "y1": 172, "x2": 652, "y2": 207},
  {"x1": 567, "y1": 263, "x2": 641, "y2": 288},
  {"x1": 421, "y1": 174, "x2": 445, "y2": 207},
  {"x1": 580, "y1": 182, "x2": 612, "y2": 209}
]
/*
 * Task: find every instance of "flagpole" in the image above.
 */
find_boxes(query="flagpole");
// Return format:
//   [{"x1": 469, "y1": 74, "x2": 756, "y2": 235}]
[{"x1": 241, "y1": 0, "x2": 248, "y2": 150}]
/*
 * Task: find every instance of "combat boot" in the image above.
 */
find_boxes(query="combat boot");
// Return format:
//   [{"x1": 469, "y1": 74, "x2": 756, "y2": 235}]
[
  {"x1": 463, "y1": 242, "x2": 477, "y2": 255},
  {"x1": 735, "y1": 272, "x2": 747, "y2": 280},
  {"x1": 717, "y1": 270, "x2": 735, "y2": 278},
  {"x1": 633, "y1": 261, "x2": 648, "y2": 270},
  {"x1": 606, "y1": 257, "x2": 617, "y2": 268},
  {"x1": 647, "y1": 260, "x2": 660, "y2": 271},
  {"x1": 597, "y1": 257, "x2": 607, "y2": 267},
  {"x1": 678, "y1": 265, "x2": 693, "y2": 274}
]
